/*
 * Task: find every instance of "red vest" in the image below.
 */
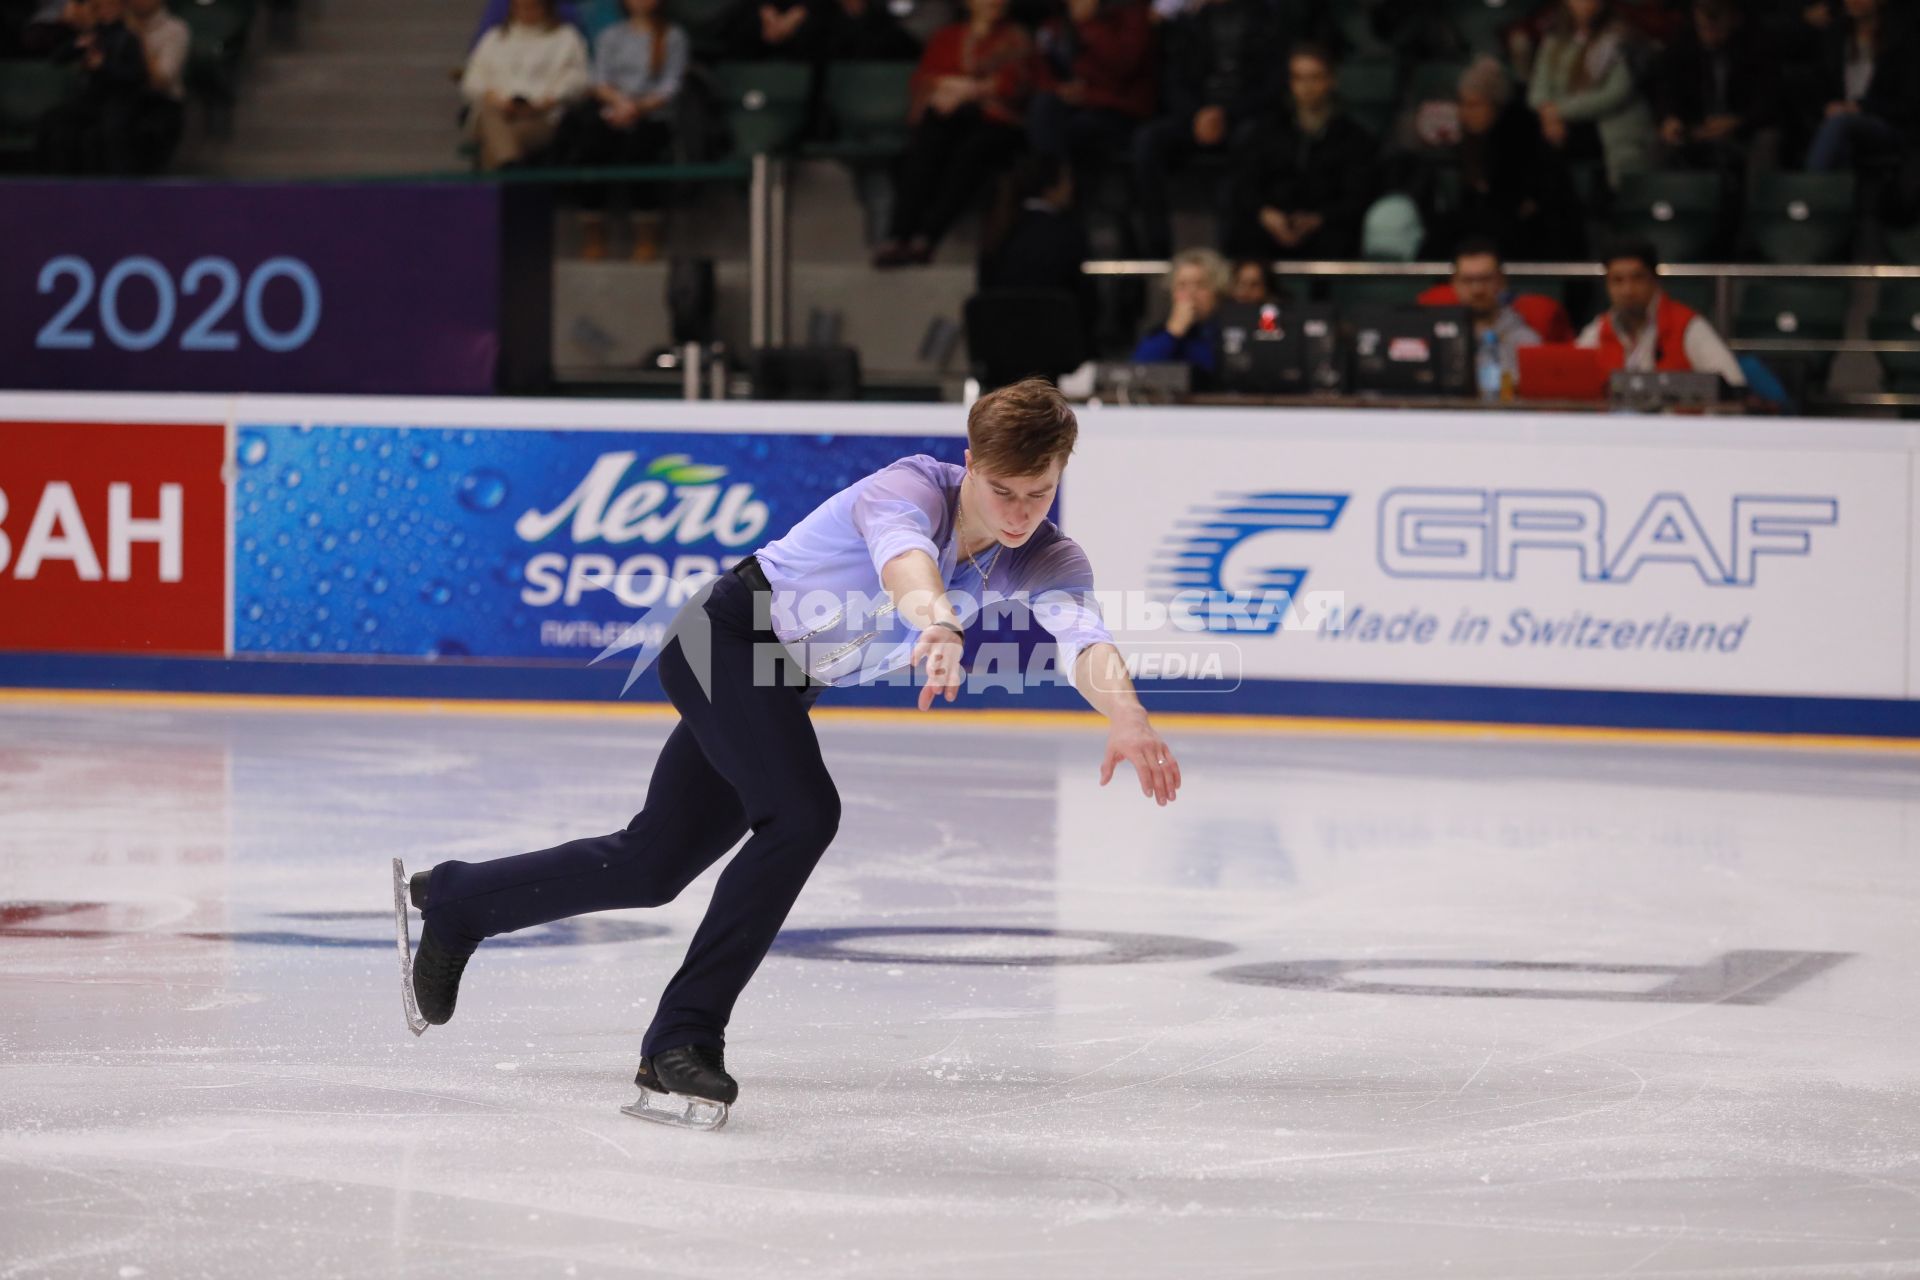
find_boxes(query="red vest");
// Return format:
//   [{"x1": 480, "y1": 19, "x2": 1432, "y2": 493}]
[{"x1": 1591, "y1": 296, "x2": 1698, "y2": 374}]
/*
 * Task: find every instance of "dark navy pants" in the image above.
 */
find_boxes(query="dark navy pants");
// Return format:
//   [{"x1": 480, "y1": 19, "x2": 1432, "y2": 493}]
[{"x1": 421, "y1": 563, "x2": 836, "y2": 1057}]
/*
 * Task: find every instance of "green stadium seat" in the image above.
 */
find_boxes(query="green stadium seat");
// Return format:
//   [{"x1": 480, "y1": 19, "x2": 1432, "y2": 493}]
[
  {"x1": 1734, "y1": 279, "x2": 1850, "y2": 381},
  {"x1": 808, "y1": 60, "x2": 912, "y2": 160},
  {"x1": 1744, "y1": 172, "x2": 1856, "y2": 264},
  {"x1": 1612, "y1": 170, "x2": 1723, "y2": 264},
  {"x1": 1884, "y1": 220, "x2": 1920, "y2": 266},
  {"x1": 1867, "y1": 280, "x2": 1920, "y2": 388},
  {"x1": 1448, "y1": 0, "x2": 1520, "y2": 54},
  {"x1": 1405, "y1": 59, "x2": 1466, "y2": 106},
  {"x1": 1657, "y1": 272, "x2": 1720, "y2": 320},
  {"x1": 0, "y1": 60, "x2": 79, "y2": 156},
  {"x1": 669, "y1": 0, "x2": 740, "y2": 62},
  {"x1": 1339, "y1": 56, "x2": 1400, "y2": 139},
  {"x1": 713, "y1": 62, "x2": 811, "y2": 157},
  {"x1": 168, "y1": 0, "x2": 254, "y2": 101}
]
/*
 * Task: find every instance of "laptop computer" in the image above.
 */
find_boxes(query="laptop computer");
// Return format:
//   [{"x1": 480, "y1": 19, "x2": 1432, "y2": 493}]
[
  {"x1": 1215, "y1": 302, "x2": 1346, "y2": 394},
  {"x1": 1516, "y1": 344, "x2": 1610, "y2": 401},
  {"x1": 1348, "y1": 306, "x2": 1473, "y2": 396}
]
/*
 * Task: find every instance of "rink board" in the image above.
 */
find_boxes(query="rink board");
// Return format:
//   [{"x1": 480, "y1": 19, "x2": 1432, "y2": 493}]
[{"x1": 0, "y1": 393, "x2": 1916, "y2": 736}]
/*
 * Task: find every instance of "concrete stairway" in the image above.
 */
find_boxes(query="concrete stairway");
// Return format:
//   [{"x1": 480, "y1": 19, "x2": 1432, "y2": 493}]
[{"x1": 185, "y1": 0, "x2": 468, "y2": 178}]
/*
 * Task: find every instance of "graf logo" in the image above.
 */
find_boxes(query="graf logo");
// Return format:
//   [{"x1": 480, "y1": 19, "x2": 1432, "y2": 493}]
[
  {"x1": 1379, "y1": 489, "x2": 1838, "y2": 584},
  {"x1": 1153, "y1": 492, "x2": 1347, "y2": 633},
  {"x1": 514, "y1": 452, "x2": 770, "y2": 549}
]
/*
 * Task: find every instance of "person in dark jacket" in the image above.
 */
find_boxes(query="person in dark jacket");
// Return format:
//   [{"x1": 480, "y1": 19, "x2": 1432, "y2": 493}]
[
  {"x1": 1130, "y1": 0, "x2": 1278, "y2": 257},
  {"x1": 1228, "y1": 43, "x2": 1375, "y2": 259},
  {"x1": 811, "y1": 0, "x2": 918, "y2": 60},
  {"x1": 1803, "y1": 0, "x2": 1920, "y2": 172},
  {"x1": 1651, "y1": 0, "x2": 1776, "y2": 172},
  {"x1": 1419, "y1": 56, "x2": 1585, "y2": 262},
  {"x1": 1028, "y1": 0, "x2": 1156, "y2": 164},
  {"x1": 977, "y1": 151, "x2": 1096, "y2": 351},
  {"x1": 35, "y1": 0, "x2": 150, "y2": 174},
  {"x1": 1131, "y1": 246, "x2": 1226, "y2": 383}
]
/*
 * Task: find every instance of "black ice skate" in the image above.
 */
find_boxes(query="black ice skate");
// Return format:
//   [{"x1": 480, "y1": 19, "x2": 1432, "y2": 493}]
[
  {"x1": 622, "y1": 1045, "x2": 738, "y2": 1131},
  {"x1": 391, "y1": 858, "x2": 469, "y2": 1036}
]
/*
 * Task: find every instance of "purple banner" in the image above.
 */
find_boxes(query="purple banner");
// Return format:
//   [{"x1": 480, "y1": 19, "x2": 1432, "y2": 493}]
[{"x1": 0, "y1": 182, "x2": 511, "y2": 394}]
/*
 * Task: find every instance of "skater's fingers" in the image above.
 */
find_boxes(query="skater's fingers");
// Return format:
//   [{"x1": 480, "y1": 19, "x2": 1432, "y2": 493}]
[{"x1": 1099, "y1": 748, "x2": 1118, "y2": 786}]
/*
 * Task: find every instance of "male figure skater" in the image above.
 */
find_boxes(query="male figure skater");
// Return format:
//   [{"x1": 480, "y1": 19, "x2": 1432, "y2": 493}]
[{"x1": 394, "y1": 379, "x2": 1181, "y2": 1129}]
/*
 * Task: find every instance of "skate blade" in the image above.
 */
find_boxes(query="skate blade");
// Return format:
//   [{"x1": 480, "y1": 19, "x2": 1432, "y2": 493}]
[
  {"x1": 620, "y1": 1087, "x2": 729, "y2": 1132},
  {"x1": 391, "y1": 857, "x2": 429, "y2": 1038}
]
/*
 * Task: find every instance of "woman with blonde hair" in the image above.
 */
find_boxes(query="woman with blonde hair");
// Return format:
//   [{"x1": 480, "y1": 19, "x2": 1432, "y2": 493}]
[{"x1": 1131, "y1": 247, "x2": 1229, "y2": 383}]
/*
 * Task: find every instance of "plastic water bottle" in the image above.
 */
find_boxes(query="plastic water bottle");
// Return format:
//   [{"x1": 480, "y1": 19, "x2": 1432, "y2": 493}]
[{"x1": 1476, "y1": 329, "x2": 1503, "y2": 402}]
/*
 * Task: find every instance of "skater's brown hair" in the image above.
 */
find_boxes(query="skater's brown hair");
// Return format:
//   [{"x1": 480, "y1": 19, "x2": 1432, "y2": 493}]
[{"x1": 966, "y1": 378, "x2": 1078, "y2": 478}]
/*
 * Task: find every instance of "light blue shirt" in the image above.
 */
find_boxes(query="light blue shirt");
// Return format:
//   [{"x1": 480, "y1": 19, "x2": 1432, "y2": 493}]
[
  {"x1": 754, "y1": 455, "x2": 1114, "y2": 688},
  {"x1": 592, "y1": 22, "x2": 688, "y2": 101}
]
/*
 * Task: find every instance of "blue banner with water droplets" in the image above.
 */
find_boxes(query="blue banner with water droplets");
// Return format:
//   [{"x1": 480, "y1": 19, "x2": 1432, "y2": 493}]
[{"x1": 232, "y1": 423, "x2": 963, "y2": 660}]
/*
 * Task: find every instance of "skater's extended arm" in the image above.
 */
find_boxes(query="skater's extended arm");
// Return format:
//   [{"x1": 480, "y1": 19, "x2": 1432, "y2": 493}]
[
  {"x1": 1077, "y1": 642, "x2": 1180, "y2": 806},
  {"x1": 881, "y1": 549, "x2": 966, "y2": 711}
]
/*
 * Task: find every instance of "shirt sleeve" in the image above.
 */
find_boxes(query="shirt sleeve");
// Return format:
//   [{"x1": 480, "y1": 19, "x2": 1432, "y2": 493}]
[
  {"x1": 850, "y1": 462, "x2": 946, "y2": 580},
  {"x1": 1574, "y1": 317, "x2": 1603, "y2": 348},
  {"x1": 461, "y1": 29, "x2": 501, "y2": 102},
  {"x1": 1683, "y1": 316, "x2": 1748, "y2": 386},
  {"x1": 658, "y1": 27, "x2": 689, "y2": 100},
  {"x1": 1022, "y1": 538, "x2": 1115, "y2": 688}
]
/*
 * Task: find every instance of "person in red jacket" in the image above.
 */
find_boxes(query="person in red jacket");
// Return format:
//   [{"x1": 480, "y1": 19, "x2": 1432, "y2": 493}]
[
  {"x1": 873, "y1": 0, "x2": 1033, "y2": 267},
  {"x1": 1028, "y1": 0, "x2": 1156, "y2": 166},
  {"x1": 1574, "y1": 238, "x2": 1745, "y2": 386}
]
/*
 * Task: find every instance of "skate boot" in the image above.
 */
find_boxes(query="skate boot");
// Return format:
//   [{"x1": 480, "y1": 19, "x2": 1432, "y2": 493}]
[
  {"x1": 391, "y1": 858, "x2": 470, "y2": 1035},
  {"x1": 622, "y1": 1045, "x2": 737, "y2": 1131}
]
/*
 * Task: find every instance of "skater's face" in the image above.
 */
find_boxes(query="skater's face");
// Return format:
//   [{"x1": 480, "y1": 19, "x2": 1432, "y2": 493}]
[{"x1": 964, "y1": 451, "x2": 1062, "y2": 548}]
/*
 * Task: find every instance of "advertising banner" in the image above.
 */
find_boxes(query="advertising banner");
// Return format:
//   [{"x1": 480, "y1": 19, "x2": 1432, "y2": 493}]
[
  {"x1": 1072, "y1": 413, "x2": 1913, "y2": 699},
  {"x1": 0, "y1": 184, "x2": 510, "y2": 395},
  {"x1": 0, "y1": 419, "x2": 228, "y2": 655},
  {"x1": 231, "y1": 421, "x2": 965, "y2": 660}
]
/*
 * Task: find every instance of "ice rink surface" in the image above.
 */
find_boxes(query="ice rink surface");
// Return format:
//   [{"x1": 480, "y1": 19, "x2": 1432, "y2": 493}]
[{"x1": 2, "y1": 696, "x2": 1918, "y2": 1279}]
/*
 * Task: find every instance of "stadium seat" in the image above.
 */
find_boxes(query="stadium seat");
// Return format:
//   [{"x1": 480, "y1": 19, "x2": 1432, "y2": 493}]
[
  {"x1": 1405, "y1": 59, "x2": 1466, "y2": 107},
  {"x1": 168, "y1": 0, "x2": 254, "y2": 103},
  {"x1": 1339, "y1": 56, "x2": 1399, "y2": 139},
  {"x1": 1611, "y1": 170, "x2": 1724, "y2": 264},
  {"x1": 1657, "y1": 273, "x2": 1720, "y2": 322},
  {"x1": 1447, "y1": 0, "x2": 1520, "y2": 54},
  {"x1": 808, "y1": 61, "x2": 913, "y2": 160},
  {"x1": 668, "y1": 0, "x2": 738, "y2": 61},
  {"x1": 1734, "y1": 279, "x2": 1850, "y2": 382},
  {"x1": 712, "y1": 62, "x2": 811, "y2": 157},
  {"x1": 1883, "y1": 220, "x2": 1920, "y2": 266},
  {"x1": 1867, "y1": 280, "x2": 1920, "y2": 389},
  {"x1": 0, "y1": 60, "x2": 79, "y2": 157},
  {"x1": 1744, "y1": 172, "x2": 1856, "y2": 264}
]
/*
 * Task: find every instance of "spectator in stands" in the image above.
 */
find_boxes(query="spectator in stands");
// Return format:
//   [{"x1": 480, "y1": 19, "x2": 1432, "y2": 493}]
[
  {"x1": 1131, "y1": 0, "x2": 1278, "y2": 258},
  {"x1": 1576, "y1": 238, "x2": 1746, "y2": 386},
  {"x1": 36, "y1": 0, "x2": 150, "y2": 174},
  {"x1": 123, "y1": 0, "x2": 185, "y2": 172},
  {"x1": 1804, "y1": 0, "x2": 1920, "y2": 173},
  {"x1": 1227, "y1": 44, "x2": 1375, "y2": 259},
  {"x1": 1028, "y1": 0, "x2": 1156, "y2": 167},
  {"x1": 978, "y1": 151, "x2": 1096, "y2": 347},
  {"x1": 1527, "y1": 0, "x2": 1654, "y2": 188},
  {"x1": 873, "y1": 0, "x2": 1032, "y2": 267},
  {"x1": 1448, "y1": 238, "x2": 1542, "y2": 368},
  {"x1": 552, "y1": 0, "x2": 687, "y2": 261},
  {"x1": 1131, "y1": 246, "x2": 1226, "y2": 379},
  {"x1": 462, "y1": 0, "x2": 592, "y2": 171},
  {"x1": 1433, "y1": 57, "x2": 1586, "y2": 262},
  {"x1": 1651, "y1": 0, "x2": 1774, "y2": 173},
  {"x1": 812, "y1": 0, "x2": 920, "y2": 60},
  {"x1": 726, "y1": 0, "x2": 812, "y2": 60},
  {"x1": 1228, "y1": 257, "x2": 1273, "y2": 305}
]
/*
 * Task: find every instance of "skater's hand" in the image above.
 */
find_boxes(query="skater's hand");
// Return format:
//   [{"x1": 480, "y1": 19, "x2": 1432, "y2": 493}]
[
  {"x1": 912, "y1": 624, "x2": 965, "y2": 710},
  {"x1": 1099, "y1": 709, "x2": 1180, "y2": 806}
]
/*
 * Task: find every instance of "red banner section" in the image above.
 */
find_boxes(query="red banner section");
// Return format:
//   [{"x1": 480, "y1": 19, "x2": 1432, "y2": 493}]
[{"x1": 0, "y1": 421, "x2": 227, "y2": 654}]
